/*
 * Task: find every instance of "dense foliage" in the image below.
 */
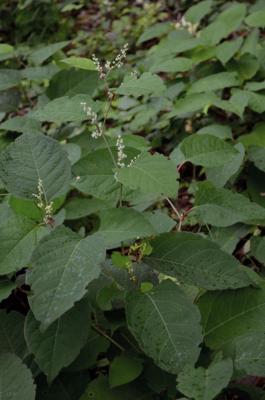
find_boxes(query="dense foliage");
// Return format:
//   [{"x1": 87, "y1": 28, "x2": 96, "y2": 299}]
[{"x1": 1, "y1": 0, "x2": 265, "y2": 399}]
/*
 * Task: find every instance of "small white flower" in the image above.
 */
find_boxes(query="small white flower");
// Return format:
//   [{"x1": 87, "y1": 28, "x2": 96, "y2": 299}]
[{"x1": 116, "y1": 134, "x2": 127, "y2": 168}]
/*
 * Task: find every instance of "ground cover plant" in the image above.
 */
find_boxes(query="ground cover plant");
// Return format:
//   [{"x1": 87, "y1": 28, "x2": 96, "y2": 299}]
[{"x1": 2, "y1": 0, "x2": 265, "y2": 399}]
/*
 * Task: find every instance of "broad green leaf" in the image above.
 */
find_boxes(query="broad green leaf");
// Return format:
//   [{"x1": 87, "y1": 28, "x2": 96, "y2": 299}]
[
  {"x1": 116, "y1": 153, "x2": 178, "y2": 197},
  {"x1": 150, "y1": 57, "x2": 193, "y2": 73},
  {"x1": 147, "y1": 232, "x2": 252, "y2": 290},
  {"x1": 0, "y1": 44, "x2": 14, "y2": 55},
  {"x1": 249, "y1": 145, "x2": 265, "y2": 172},
  {"x1": 206, "y1": 143, "x2": 245, "y2": 187},
  {"x1": 62, "y1": 143, "x2": 81, "y2": 165},
  {"x1": 177, "y1": 356, "x2": 233, "y2": 400},
  {"x1": 0, "y1": 115, "x2": 41, "y2": 134},
  {"x1": 109, "y1": 355, "x2": 143, "y2": 387},
  {"x1": 0, "y1": 278, "x2": 16, "y2": 302},
  {"x1": 0, "y1": 353, "x2": 35, "y2": 400},
  {"x1": 97, "y1": 208, "x2": 156, "y2": 248},
  {"x1": 72, "y1": 147, "x2": 120, "y2": 200},
  {"x1": 68, "y1": 331, "x2": 109, "y2": 371},
  {"x1": 245, "y1": 80, "x2": 265, "y2": 91},
  {"x1": 143, "y1": 210, "x2": 176, "y2": 234},
  {"x1": 0, "y1": 203, "x2": 46, "y2": 275},
  {"x1": 61, "y1": 57, "x2": 96, "y2": 70},
  {"x1": 151, "y1": 31, "x2": 200, "y2": 57},
  {"x1": 0, "y1": 69, "x2": 21, "y2": 91},
  {"x1": 21, "y1": 64, "x2": 59, "y2": 81},
  {"x1": 211, "y1": 224, "x2": 249, "y2": 254},
  {"x1": 200, "y1": 4, "x2": 246, "y2": 46},
  {"x1": 169, "y1": 92, "x2": 217, "y2": 118},
  {"x1": 0, "y1": 132, "x2": 71, "y2": 200},
  {"x1": 0, "y1": 89, "x2": 20, "y2": 113},
  {"x1": 26, "y1": 226, "x2": 105, "y2": 328},
  {"x1": 29, "y1": 41, "x2": 69, "y2": 65},
  {"x1": 228, "y1": 54, "x2": 259, "y2": 81},
  {"x1": 25, "y1": 299, "x2": 91, "y2": 383},
  {"x1": 116, "y1": 73, "x2": 166, "y2": 97},
  {"x1": 47, "y1": 70, "x2": 99, "y2": 99},
  {"x1": 246, "y1": 10, "x2": 265, "y2": 27},
  {"x1": 235, "y1": 332, "x2": 265, "y2": 376},
  {"x1": 126, "y1": 280, "x2": 202, "y2": 374},
  {"x1": 80, "y1": 376, "x2": 153, "y2": 400},
  {"x1": 198, "y1": 286, "x2": 265, "y2": 349},
  {"x1": 196, "y1": 124, "x2": 232, "y2": 140},
  {"x1": 188, "y1": 72, "x2": 239, "y2": 94},
  {"x1": 238, "y1": 122, "x2": 265, "y2": 148},
  {"x1": 65, "y1": 197, "x2": 112, "y2": 220},
  {"x1": 216, "y1": 37, "x2": 243, "y2": 65},
  {"x1": 172, "y1": 134, "x2": 236, "y2": 167},
  {"x1": 195, "y1": 182, "x2": 265, "y2": 226},
  {"x1": 137, "y1": 22, "x2": 172, "y2": 44},
  {"x1": 33, "y1": 94, "x2": 99, "y2": 123},
  {"x1": 251, "y1": 236, "x2": 265, "y2": 264},
  {"x1": 184, "y1": 0, "x2": 213, "y2": 24},
  {"x1": 0, "y1": 311, "x2": 27, "y2": 358}
]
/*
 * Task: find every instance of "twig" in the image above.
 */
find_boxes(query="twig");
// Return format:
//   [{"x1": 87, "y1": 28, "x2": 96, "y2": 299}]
[{"x1": 92, "y1": 324, "x2": 125, "y2": 352}]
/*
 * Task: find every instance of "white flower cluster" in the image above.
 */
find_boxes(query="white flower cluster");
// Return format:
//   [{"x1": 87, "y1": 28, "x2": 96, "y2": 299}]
[
  {"x1": 175, "y1": 17, "x2": 198, "y2": 35},
  {"x1": 33, "y1": 178, "x2": 53, "y2": 225},
  {"x1": 116, "y1": 134, "x2": 127, "y2": 168},
  {"x1": 127, "y1": 154, "x2": 140, "y2": 168},
  {"x1": 81, "y1": 101, "x2": 103, "y2": 139},
  {"x1": 92, "y1": 43, "x2": 129, "y2": 80}
]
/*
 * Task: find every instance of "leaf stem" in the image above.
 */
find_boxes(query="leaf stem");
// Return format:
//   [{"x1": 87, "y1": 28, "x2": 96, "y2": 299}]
[{"x1": 92, "y1": 324, "x2": 125, "y2": 352}]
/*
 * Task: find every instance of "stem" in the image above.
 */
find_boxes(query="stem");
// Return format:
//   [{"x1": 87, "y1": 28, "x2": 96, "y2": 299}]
[
  {"x1": 92, "y1": 324, "x2": 125, "y2": 352},
  {"x1": 165, "y1": 197, "x2": 182, "y2": 220},
  {"x1": 102, "y1": 133, "x2": 117, "y2": 167}
]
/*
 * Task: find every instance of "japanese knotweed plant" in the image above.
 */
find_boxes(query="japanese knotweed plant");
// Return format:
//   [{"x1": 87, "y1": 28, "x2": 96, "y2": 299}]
[{"x1": 2, "y1": 1, "x2": 265, "y2": 400}]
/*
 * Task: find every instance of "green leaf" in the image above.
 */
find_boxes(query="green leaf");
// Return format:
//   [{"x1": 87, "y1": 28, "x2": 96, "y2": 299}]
[
  {"x1": 216, "y1": 37, "x2": 243, "y2": 65},
  {"x1": 188, "y1": 72, "x2": 239, "y2": 94},
  {"x1": 47, "y1": 70, "x2": 99, "y2": 99},
  {"x1": 72, "y1": 147, "x2": 120, "y2": 200},
  {"x1": 125, "y1": 280, "x2": 202, "y2": 374},
  {"x1": 195, "y1": 181, "x2": 265, "y2": 227},
  {"x1": 116, "y1": 153, "x2": 178, "y2": 198},
  {"x1": 61, "y1": 57, "x2": 96, "y2": 70},
  {"x1": 68, "y1": 331, "x2": 109, "y2": 371},
  {"x1": 196, "y1": 124, "x2": 232, "y2": 140},
  {"x1": 29, "y1": 41, "x2": 69, "y2": 65},
  {"x1": 0, "y1": 115, "x2": 41, "y2": 134},
  {"x1": 211, "y1": 224, "x2": 249, "y2": 255},
  {"x1": 150, "y1": 57, "x2": 193, "y2": 73},
  {"x1": 147, "y1": 232, "x2": 252, "y2": 290},
  {"x1": 198, "y1": 286, "x2": 265, "y2": 349},
  {"x1": 21, "y1": 64, "x2": 59, "y2": 81},
  {"x1": 0, "y1": 132, "x2": 71, "y2": 200},
  {"x1": 168, "y1": 93, "x2": 217, "y2": 118},
  {"x1": 206, "y1": 143, "x2": 245, "y2": 187},
  {"x1": 109, "y1": 355, "x2": 143, "y2": 387},
  {"x1": 251, "y1": 236, "x2": 265, "y2": 264},
  {"x1": 184, "y1": 0, "x2": 213, "y2": 24},
  {"x1": 143, "y1": 210, "x2": 176, "y2": 234},
  {"x1": 249, "y1": 145, "x2": 265, "y2": 172},
  {"x1": 239, "y1": 122, "x2": 265, "y2": 148},
  {"x1": 0, "y1": 69, "x2": 21, "y2": 91},
  {"x1": 0, "y1": 203, "x2": 46, "y2": 275},
  {"x1": 176, "y1": 134, "x2": 238, "y2": 167},
  {"x1": 26, "y1": 226, "x2": 105, "y2": 329},
  {"x1": 246, "y1": 10, "x2": 265, "y2": 28},
  {"x1": 177, "y1": 356, "x2": 233, "y2": 400},
  {"x1": 235, "y1": 332, "x2": 265, "y2": 376},
  {"x1": 0, "y1": 278, "x2": 16, "y2": 302},
  {"x1": 116, "y1": 73, "x2": 166, "y2": 97},
  {"x1": 97, "y1": 208, "x2": 156, "y2": 248},
  {"x1": 200, "y1": 4, "x2": 246, "y2": 46},
  {"x1": 0, "y1": 353, "x2": 35, "y2": 400},
  {"x1": 33, "y1": 94, "x2": 99, "y2": 123},
  {"x1": 0, "y1": 311, "x2": 27, "y2": 358},
  {"x1": 65, "y1": 197, "x2": 112, "y2": 220},
  {"x1": 25, "y1": 299, "x2": 91, "y2": 383},
  {"x1": 0, "y1": 44, "x2": 14, "y2": 55},
  {"x1": 80, "y1": 376, "x2": 153, "y2": 400},
  {"x1": 137, "y1": 22, "x2": 172, "y2": 44}
]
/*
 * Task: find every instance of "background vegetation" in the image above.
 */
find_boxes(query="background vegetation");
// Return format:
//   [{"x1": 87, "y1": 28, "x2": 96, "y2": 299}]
[{"x1": 1, "y1": 0, "x2": 265, "y2": 399}]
